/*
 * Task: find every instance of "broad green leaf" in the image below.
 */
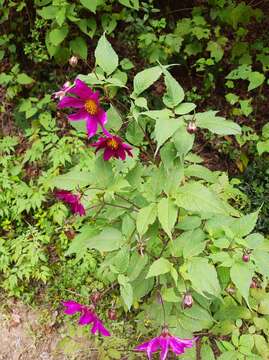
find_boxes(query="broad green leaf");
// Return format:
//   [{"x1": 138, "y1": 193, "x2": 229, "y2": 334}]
[
  {"x1": 248, "y1": 71, "x2": 265, "y2": 91},
  {"x1": 118, "y1": 275, "x2": 133, "y2": 310},
  {"x1": 201, "y1": 344, "x2": 215, "y2": 360},
  {"x1": 50, "y1": 170, "x2": 92, "y2": 189},
  {"x1": 157, "y1": 198, "x2": 178, "y2": 238},
  {"x1": 70, "y1": 36, "x2": 88, "y2": 60},
  {"x1": 230, "y1": 209, "x2": 259, "y2": 238},
  {"x1": 80, "y1": 0, "x2": 104, "y2": 13},
  {"x1": 174, "y1": 102, "x2": 196, "y2": 115},
  {"x1": 119, "y1": 0, "x2": 139, "y2": 9},
  {"x1": 133, "y1": 66, "x2": 162, "y2": 96},
  {"x1": 85, "y1": 227, "x2": 123, "y2": 252},
  {"x1": 188, "y1": 258, "x2": 221, "y2": 297},
  {"x1": 254, "y1": 335, "x2": 269, "y2": 357},
  {"x1": 163, "y1": 69, "x2": 184, "y2": 108},
  {"x1": 146, "y1": 258, "x2": 172, "y2": 278},
  {"x1": 37, "y1": 5, "x2": 57, "y2": 19},
  {"x1": 173, "y1": 124, "x2": 194, "y2": 160},
  {"x1": 175, "y1": 182, "x2": 230, "y2": 215},
  {"x1": 257, "y1": 140, "x2": 269, "y2": 155},
  {"x1": 136, "y1": 203, "x2": 157, "y2": 236},
  {"x1": 253, "y1": 250, "x2": 269, "y2": 277},
  {"x1": 230, "y1": 263, "x2": 253, "y2": 306},
  {"x1": 127, "y1": 254, "x2": 148, "y2": 281},
  {"x1": 183, "y1": 229, "x2": 206, "y2": 258},
  {"x1": 154, "y1": 116, "x2": 181, "y2": 152},
  {"x1": 185, "y1": 164, "x2": 219, "y2": 183},
  {"x1": 262, "y1": 123, "x2": 269, "y2": 138},
  {"x1": 95, "y1": 34, "x2": 118, "y2": 75},
  {"x1": 162, "y1": 288, "x2": 180, "y2": 302},
  {"x1": 195, "y1": 111, "x2": 241, "y2": 135},
  {"x1": 17, "y1": 73, "x2": 34, "y2": 85},
  {"x1": 77, "y1": 18, "x2": 96, "y2": 38},
  {"x1": 49, "y1": 26, "x2": 68, "y2": 46},
  {"x1": 106, "y1": 105, "x2": 122, "y2": 131}
]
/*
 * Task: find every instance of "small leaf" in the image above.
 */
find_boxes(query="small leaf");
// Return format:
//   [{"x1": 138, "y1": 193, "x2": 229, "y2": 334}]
[
  {"x1": 136, "y1": 203, "x2": 157, "y2": 236},
  {"x1": 70, "y1": 36, "x2": 88, "y2": 60},
  {"x1": 146, "y1": 258, "x2": 172, "y2": 278},
  {"x1": 133, "y1": 66, "x2": 162, "y2": 96},
  {"x1": 80, "y1": 0, "x2": 104, "y2": 13},
  {"x1": 95, "y1": 34, "x2": 118, "y2": 75},
  {"x1": 230, "y1": 263, "x2": 253, "y2": 306},
  {"x1": 154, "y1": 116, "x2": 181, "y2": 152},
  {"x1": 230, "y1": 209, "x2": 259, "y2": 238},
  {"x1": 17, "y1": 73, "x2": 34, "y2": 85},
  {"x1": 174, "y1": 102, "x2": 196, "y2": 115},
  {"x1": 163, "y1": 69, "x2": 184, "y2": 108},
  {"x1": 157, "y1": 198, "x2": 178, "y2": 238},
  {"x1": 195, "y1": 111, "x2": 241, "y2": 135},
  {"x1": 49, "y1": 26, "x2": 69, "y2": 46},
  {"x1": 248, "y1": 71, "x2": 265, "y2": 91}
]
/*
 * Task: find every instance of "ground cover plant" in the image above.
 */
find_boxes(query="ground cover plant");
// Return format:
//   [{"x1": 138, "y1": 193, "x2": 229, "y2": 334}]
[{"x1": 1, "y1": 1, "x2": 269, "y2": 359}]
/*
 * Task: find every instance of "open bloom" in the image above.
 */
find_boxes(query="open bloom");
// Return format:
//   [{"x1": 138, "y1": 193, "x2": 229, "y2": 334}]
[
  {"x1": 62, "y1": 300, "x2": 110, "y2": 337},
  {"x1": 52, "y1": 81, "x2": 73, "y2": 100},
  {"x1": 58, "y1": 79, "x2": 107, "y2": 138},
  {"x1": 91, "y1": 135, "x2": 133, "y2": 161},
  {"x1": 135, "y1": 327, "x2": 196, "y2": 360},
  {"x1": 55, "y1": 190, "x2": 85, "y2": 216}
]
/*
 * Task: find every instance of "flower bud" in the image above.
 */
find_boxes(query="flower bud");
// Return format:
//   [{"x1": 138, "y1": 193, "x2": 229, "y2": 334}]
[
  {"x1": 250, "y1": 278, "x2": 258, "y2": 288},
  {"x1": 187, "y1": 121, "x2": 197, "y2": 134},
  {"x1": 69, "y1": 56, "x2": 78, "y2": 67},
  {"x1": 242, "y1": 253, "x2": 250, "y2": 262},
  {"x1": 226, "y1": 286, "x2": 236, "y2": 294},
  {"x1": 108, "y1": 308, "x2": 117, "y2": 321},
  {"x1": 90, "y1": 291, "x2": 101, "y2": 304},
  {"x1": 182, "y1": 293, "x2": 193, "y2": 309},
  {"x1": 64, "y1": 229, "x2": 75, "y2": 240}
]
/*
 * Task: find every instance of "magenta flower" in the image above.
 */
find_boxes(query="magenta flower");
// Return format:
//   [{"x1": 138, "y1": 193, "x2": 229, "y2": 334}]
[
  {"x1": 91, "y1": 135, "x2": 133, "y2": 161},
  {"x1": 52, "y1": 81, "x2": 73, "y2": 100},
  {"x1": 62, "y1": 300, "x2": 110, "y2": 337},
  {"x1": 135, "y1": 327, "x2": 196, "y2": 360},
  {"x1": 55, "y1": 190, "x2": 86, "y2": 216},
  {"x1": 58, "y1": 79, "x2": 107, "y2": 138}
]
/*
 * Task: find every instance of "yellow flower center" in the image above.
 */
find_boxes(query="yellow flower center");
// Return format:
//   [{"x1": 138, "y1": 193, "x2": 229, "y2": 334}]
[
  {"x1": 107, "y1": 138, "x2": 119, "y2": 150},
  {"x1": 85, "y1": 99, "x2": 98, "y2": 115}
]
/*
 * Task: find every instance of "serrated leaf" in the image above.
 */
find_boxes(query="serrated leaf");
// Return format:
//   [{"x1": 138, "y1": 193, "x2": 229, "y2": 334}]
[
  {"x1": 154, "y1": 116, "x2": 181, "y2": 153},
  {"x1": 230, "y1": 263, "x2": 253, "y2": 306},
  {"x1": 188, "y1": 258, "x2": 221, "y2": 297},
  {"x1": 163, "y1": 69, "x2": 184, "y2": 108},
  {"x1": 136, "y1": 203, "x2": 157, "y2": 236},
  {"x1": 157, "y1": 198, "x2": 178, "y2": 238},
  {"x1": 95, "y1": 34, "x2": 118, "y2": 75},
  {"x1": 133, "y1": 66, "x2": 162, "y2": 96},
  {"x1": 230, "y1": 209, "x2": 259, "y2": 238},
  {"x1": 146, "y1": 258, "x2": 172, "y2": 278},
  {"x1": 195, "y1": 111, "x2": 241, "y2": 135}
]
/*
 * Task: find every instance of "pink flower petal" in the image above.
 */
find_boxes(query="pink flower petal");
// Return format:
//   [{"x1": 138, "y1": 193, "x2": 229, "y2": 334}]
[
  {"x1": 62, "y1": 300, "x2": 82, "y2": 315},
  {"x1": 68, "y1": 79, "x2": 94, "y2": 100},
  {"x1": 103, "y1": 148, "x2": 114, "y2": 161},
  {"x1": 159, "y1": 337, "x2": 169, "y2": 360},
  {"x1": 86, "y1": 116, "x2": 98, "y2": 138},
  {"x1": 79, "y1": 310, "x2": 94, "y2": 325},
  {"x1": 58, "y1": 96, "x2": 85, "y2": 109},
  {"x1": 68, "y1": 109, "x2": 89, "y2": 121},
  {"x1": 91, "y1": 318, "x2": 111, "y2": 337},
  {"x1": 118, "y1": 147, "x2": 126, "y2": 160},
  {"x1": 97, "y1": 108, "x2": 107, "y2": 126}
]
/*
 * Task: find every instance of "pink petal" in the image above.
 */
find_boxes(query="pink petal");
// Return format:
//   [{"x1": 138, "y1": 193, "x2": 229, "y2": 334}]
[
  {"x1": 68, "y1": 79, "x2": 94, "y2": 100},
  {"x1": 159, "y1": 337, "x2": 169, "y2": 360},
  {"x1": 58, "y1": 96, "x2": 85, "y2": 109},
  {"x1": 91, "y1": 318, "x2": 111, "y2": 337},
  {"x1": 169, "y1": 338, "x2": 185, "y2": 355},
  {"x1": 135, "y1": 341, "x2": 151, "y2": 351},
  {"x1": 89, "y1": 91, "x2": 100, "y2": 103},
  {"x1": 97, "y1": 108, "x2": 107, "y2": 126},
  {"x1": 79, "y1": 310, "x2": 94, "y2": 325},
  {"x1": 118, "y1": 147, "x2": 126, "y2": 160},
  {"x1": 62, "y1": 300, "x2": 82, "y2": 315},
  {"x1": 68, "y1": 109, "x2": 89, "y2": 121},
  {"x1": 86, "y1": 116, "x2": 98, "y2": 138},
  {"x1": 147, "y1": 338, "x2": 160, "y2": 359},
  {"x1": 103, "y1": 148, "x2": 114, "y2": 161}
]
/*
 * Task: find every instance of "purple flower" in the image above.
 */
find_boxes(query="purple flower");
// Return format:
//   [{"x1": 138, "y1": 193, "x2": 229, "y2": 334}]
[
  {"x1": 135, "y1": 327, "x2": 196, "y2": 360},
  {"x1": 91, "y1": 135, "x2": 133, "y2": 161},
  {"x1": 52, "y1": 81, "x2": 73, "y2": 100},
  {"x1": 55, "y1": 190, "x2": 86, "y2": 216},
  {"x1": 58, "y1": 79, "x2": 107, "y2": 138},
  {"x1": 62, "y1": 300, "x2": 111, "y2": 337}
]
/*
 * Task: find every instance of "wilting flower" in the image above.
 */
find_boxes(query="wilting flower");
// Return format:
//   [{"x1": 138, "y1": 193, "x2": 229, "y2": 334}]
[
  {"x1": 69, "y1": 55, "x2": 78, "y2": 67},
  {"x1": 62, "y1": 300, "x2": 110, "y2": 337},
  {"x1": 52, "y1": 81, "x2": 73, "y2": 100},
  {"x1": 55, "y1": 190, "x2": 85, "y2": 216},
  {"x1": 135, "y1": 326, "x2": 196, "y2": 360},
  {"x1": 58, "y1": 79, "x2": 107, "y2": 138},
  {"x1": 91, "y1": 135, "x2": 133, "y2": 161}
]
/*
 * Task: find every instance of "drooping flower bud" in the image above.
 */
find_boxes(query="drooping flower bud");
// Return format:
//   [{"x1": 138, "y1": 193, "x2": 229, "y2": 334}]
[
  {"x1": 250, "y1": 278, "x2": 258, "y2": 288},
  {"x1": 90, "y1": 291, "x2": 102, "y2": 304},
  {"x1": 187, "y1": 121, "x2": 197, "y2": 134},
  {"x1": 69, "y1": 56, "x2": 78, "y2": 67},
  {"x1": 242, "y1": 253, "x2": 250, "y2": 262},
  {"x1": 108, "y1": 308, "x2": 117, "y2": 320},
  {"x1": 182, "y1": 293, "x2": 193, "y2": 309}
]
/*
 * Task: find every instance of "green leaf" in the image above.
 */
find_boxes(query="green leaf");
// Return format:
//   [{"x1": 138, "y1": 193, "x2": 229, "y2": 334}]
[
  {"x1": 106, "y1": 105, "x2": 122, "y2": 131},
  {"x1": 157, "y1": 198, "x2": 178, "y2": 239},
  {"x1": 133, "y1": 66, "x2": 162, "y2": 96},
  {"x1": 50, "y1": 170, "x2": 92, "y2": 189},
  {"x1": 154, "y1": 116, "x2": 181, "y2": 153},
  {"x1": 185, "y1": 164, "x2": 219, "y2": 183},
  {"x1": 49, "y1": 26, "x2": 69, "y2": 46},
  {"x1": 95, "y1": 34, "x2": 118, "y2": 75},
  {"x1": 230, "y1": 209, "x2": 259, "y2": 237},
  {"x1": 136, "y1": 203, "x2": 157, "y2": 237},
  {"x1": 127, "y1": 254, "x2": 148, "y2": 281},
  {"x1": 254, "y1": 335, "x2": 269, "y2": 357},
  {"x1": 195, "y1": 111, "x2": 241, "y2": 135},
  {"x1": 70, "y1": 36, "x2": 88, "y2": 60},
  {"x1": 257, "y1": 140, "x2": 269, "y2": 155},
  {"x1": 175, "y1": 182, "x2": 230, "y2": 215},
  {"x1": 119, "y1": 0, "x2": 139, "y2": 9},
  {"x1": 163, "y1": 69, "x2": 184, "y2": 108},
  {"x1": 230, "y1": 263, "x2": 253, "y2": 306},
  {"x1": 201, "y1": 344, "x2": 215, "y2": 360},
  {"x1": 248, "y1": 71, "x2": 265, "y2": 91},
  {"x1": 173, "y1": 124, "x2": 194, "y2": 160},
  {"x1": 17, "y1": 73, "x2": 34, "y2": 85},
  {"x1": 174, "y1": 102, "x2": 196, "y2": 115},
  {"x1": 188, "y1": 258, "x2": 221, "y2": 297},
  {"x1": 183, "y1": 229, "x2": 206, "y2": 258},
  {"x1": 118, "y1": 275, "x2": 133, "y2": 310},
  {"x1": 80, "y1": 0, "x2": 104, "y2": 13},
  {"x1": 146, "y1": 258, "x2": 172, "y2": 278}
]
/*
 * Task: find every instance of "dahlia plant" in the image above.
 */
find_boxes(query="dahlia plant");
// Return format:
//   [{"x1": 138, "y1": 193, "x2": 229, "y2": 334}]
[{"x1": 51, "y1": 34, "x2": 269, "y2": 359}]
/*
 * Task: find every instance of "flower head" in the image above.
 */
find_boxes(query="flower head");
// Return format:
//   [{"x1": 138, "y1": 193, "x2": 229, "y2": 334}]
[
  {"x1": 135, "y1": 326, "x2": 196, "y2": 360},
  {"x1": 55, "y1": 190, "x2": 85, "y2": 216},
  {"x1": 58, "y1": 79, "x2": 107, "y2": 138},
  {"x1": 91, "y1": 135, "x2": 133, "y2": 161},
  {"x1": 62, "y1": 300, "x2": 110, "y2": 337},
  {"x1": 52, "y1": 81, "x2": 73, "y2": 100}
]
